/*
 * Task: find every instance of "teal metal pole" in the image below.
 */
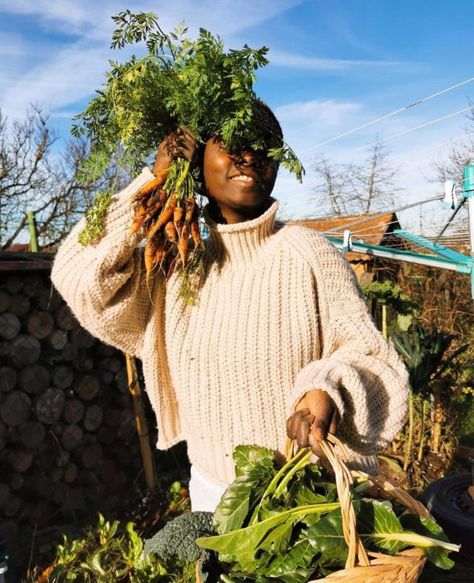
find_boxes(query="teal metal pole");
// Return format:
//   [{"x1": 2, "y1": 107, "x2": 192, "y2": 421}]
[
  {"x1": 463, "y1": 166, "x2": 474, "y2": 295},
  {"x1": 26, "y1": 211, "x2": 39, "y2": 252},
  {"x1": 464, "y1": 165, "x2": 474, "y2": 196}
]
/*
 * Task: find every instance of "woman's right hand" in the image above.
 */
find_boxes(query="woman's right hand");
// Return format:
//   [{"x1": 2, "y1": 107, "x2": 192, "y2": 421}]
[{"x1": 152, "y1": 127, "x2": 199, "y2": 175}]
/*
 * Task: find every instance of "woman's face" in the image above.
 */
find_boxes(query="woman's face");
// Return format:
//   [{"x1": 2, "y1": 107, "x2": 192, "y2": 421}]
[{"x1": 202, "y1": 138, "x2": 278, "y2": 224}]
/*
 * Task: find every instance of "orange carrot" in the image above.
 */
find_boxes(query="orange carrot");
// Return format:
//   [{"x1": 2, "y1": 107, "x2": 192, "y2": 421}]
[
  {"x1": 146, "y1": 189, "x2": 162, "y2": 208},
  {"x1": 184, "y1": 196, "x2": 196, "y2": 224},
  {"x1": 178, "y1": 223, "x2": 190, "y2": 265},
  {"x1": 164, "y1": 220, "x2": 178, "y2": 243},
  {"x1": 130, "y1": 201, "x2": 149, "y2": 235},
  {"x1": 154, "y1": 245, "x2": 166, "y2": 268},
  {"x1": 147, "y1": 194, "x2": 177, "y2": 239},
  {"x1": 173, "y1": 205, "x2": 185, "y2": 225},
  {"x1": 144, "y1": 237, "x2": 158, "y2": 273},
  {"x1": 190, "y1": 217, "x2": 201, "y2": 247},
  {"x1": 133, "y1": 169, "x2": 167, "y2": 201},
  {"x1": 143, "y1": 189, "x2": 168, "y2": 222}
]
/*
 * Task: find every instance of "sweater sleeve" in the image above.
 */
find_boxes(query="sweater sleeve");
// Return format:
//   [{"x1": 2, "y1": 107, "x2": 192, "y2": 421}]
[
  {"x1": 51, "y1": 167, "x2": 160, "y2": 358},
  {"x1": 289, "y1": 231, "x2": 409, "y2": 457}
]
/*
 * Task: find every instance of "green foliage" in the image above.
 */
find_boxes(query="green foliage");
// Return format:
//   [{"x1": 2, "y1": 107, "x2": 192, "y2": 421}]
[
  {"x1": 196, "y1": 446, "x2": 458, "y2": 581},
  {"x1": 44, "y1": 514, "x2": 167, "y2": 582},
  {"x1": 392, "y1": 323, "x2": 459, "y2": 395},
  {"x1": 77, "y1": 189, "x2": 113, "y2": 245},
  {"x1": 362, "y1": 281, "x2": 417, "y2": 313},
  {"x1": 73, "y1": 10, "x2": 304, "y2": 243}
]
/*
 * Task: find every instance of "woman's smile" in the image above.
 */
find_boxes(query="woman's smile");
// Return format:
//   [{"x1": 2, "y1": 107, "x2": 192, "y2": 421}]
[{"x1": 203, "y1": 137, "x2": 278, "y2": 223}]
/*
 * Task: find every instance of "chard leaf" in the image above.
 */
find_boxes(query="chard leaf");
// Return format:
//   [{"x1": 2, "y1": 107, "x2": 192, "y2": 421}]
[
  {"x1": 249, "y1": 448, "x2": 311, "y2": 525},
  {"x1": 357, "y1": 500, "x2": 460, "y2": 567},
  {"x1": 399, "y1": 513, "x2": 456, "y2": 570},
  {"x1": 197, "y1": 502, "x2": 339, "y2": 567},
  {"x1": 258, "y1": 516, "x2": 294, "y2": 554},
  {"x1": 233, "y1": 445, "x2": 275, "y2": 478},
  {"x1": 214, "y1": 446, "x2": 277, "y2": 534},
  {"x1": 356, "y1": 499, "x2": 407, "y2": 554},
  {"x1": 262, "y1": 538, "x2": 316, "y2": 583},
  {"x1": 213, "y1": 476, "x2": 253, "y2": 534},
  {"x1": 289, "y1": 480, "x2": 331, "y2": 507},
  {"x1": 318, "y1": 481, "x2": 338, "y2": 503},
  {"x1": 306, "y1": 508, "x2": 348, "y2": 567}
]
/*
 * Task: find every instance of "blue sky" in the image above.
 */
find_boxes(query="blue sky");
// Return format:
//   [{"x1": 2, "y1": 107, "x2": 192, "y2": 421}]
[{"x1": 1, "y1": 0, "x2": 473, "y2": 232}]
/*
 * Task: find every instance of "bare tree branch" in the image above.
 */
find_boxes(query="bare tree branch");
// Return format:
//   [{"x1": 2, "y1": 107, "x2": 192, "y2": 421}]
[
  {"x1": 311, "y1": 141, "x2": 400, "y2": 217},
  {"x1": 0, "y1": 105, "x2": 129, "y2": 250}
]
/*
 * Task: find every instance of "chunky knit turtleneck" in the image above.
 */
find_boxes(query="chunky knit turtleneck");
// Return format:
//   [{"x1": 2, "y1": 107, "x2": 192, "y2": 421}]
[
  {"x1": 203, "y1": 199, "x2": 283, "y2": 264},
  {"x1": 52, "y1": 168, "x2": 409, "y2": 486}
]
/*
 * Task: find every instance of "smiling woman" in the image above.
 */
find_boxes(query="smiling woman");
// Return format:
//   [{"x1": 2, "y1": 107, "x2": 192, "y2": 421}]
[
  {"x1": 51, "y1": 101, "x2": 409, "y2": 511},
  {"x1": 50, "y1": 10, "x2": 409, "y2": 514}
]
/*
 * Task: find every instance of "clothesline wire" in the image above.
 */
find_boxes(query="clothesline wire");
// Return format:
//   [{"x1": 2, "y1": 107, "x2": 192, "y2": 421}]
[
  {"x1": 300, "y1": 106, "x2": 473, "y2": 168},
  {"x1": 378, "y1": 130, "x2": 474, "y2": 167},
  {"x1": 322, "y1": 219, "x2": 469, "y2": 241},
  {"x1": 306, "y1": 137, "x2": 474, "y2": 205},
  {"x1": 326, "y1": 213, "x2": 469, "y2": 238},
  {"x1": 296, "y1": 195, "x2": 445, "y2": 234},
  {"x1": 296, "y1": 76, "x2": 474, "y2": 156}
]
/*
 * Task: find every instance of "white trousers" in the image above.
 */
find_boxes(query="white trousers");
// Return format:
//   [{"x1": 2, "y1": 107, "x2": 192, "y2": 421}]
[{"x1": 189, "y1": 465, "x2": 226, "y2": 512}]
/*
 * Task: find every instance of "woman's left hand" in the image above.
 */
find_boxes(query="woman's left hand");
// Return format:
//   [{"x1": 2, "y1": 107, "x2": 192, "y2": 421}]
[{"x1": 286, "y1": 389, "x2": 338, "y2": 453}]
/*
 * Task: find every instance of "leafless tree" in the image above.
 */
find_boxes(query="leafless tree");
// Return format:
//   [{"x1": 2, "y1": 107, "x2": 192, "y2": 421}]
[
  {"x1": 312, "y1": 140, "x2": 399, "y2": 216},
  {"x1": 433, "y1": 106, "x2": 474, "y2": 186},
  {"x1": 428, "y1": 106, "x2": 474, "y2": 239},
  {"x1": 0, "y1": 106, "x2": 126, "y2": 250}
]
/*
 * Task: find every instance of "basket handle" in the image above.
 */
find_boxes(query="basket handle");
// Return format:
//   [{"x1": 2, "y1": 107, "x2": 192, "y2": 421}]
[{"x1": 285, "y1": 435, "x2": 370, "y2": 569}]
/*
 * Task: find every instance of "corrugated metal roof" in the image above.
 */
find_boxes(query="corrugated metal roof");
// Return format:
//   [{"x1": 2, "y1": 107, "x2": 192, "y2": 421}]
[
  {"x1": 286, "y1": 212, "x2": 402, "y2": 263},
  {"x1": 287, "y1": 212, "x2": 399, "y2": 246}
]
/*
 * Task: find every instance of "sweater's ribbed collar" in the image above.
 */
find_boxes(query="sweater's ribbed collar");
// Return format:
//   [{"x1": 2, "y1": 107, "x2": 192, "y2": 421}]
[{"x1": 204, "y1": 199, "x2": 280, "y2": 265}]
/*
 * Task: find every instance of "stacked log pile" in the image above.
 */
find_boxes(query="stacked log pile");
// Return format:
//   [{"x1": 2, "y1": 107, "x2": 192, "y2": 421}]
[{"x1": 0, "y1": 271, "x2": 147, "y2": 542}]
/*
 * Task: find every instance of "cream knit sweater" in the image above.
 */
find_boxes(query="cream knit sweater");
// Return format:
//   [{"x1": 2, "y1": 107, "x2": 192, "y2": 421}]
[{"x1": 51, "y1": 168, "x2": 409, "y2": 486}]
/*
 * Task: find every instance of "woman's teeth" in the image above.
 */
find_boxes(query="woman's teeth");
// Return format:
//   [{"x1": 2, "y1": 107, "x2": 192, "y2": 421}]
[{"x1": 231, "y1": 175, "x2": 254, "y2": 182}]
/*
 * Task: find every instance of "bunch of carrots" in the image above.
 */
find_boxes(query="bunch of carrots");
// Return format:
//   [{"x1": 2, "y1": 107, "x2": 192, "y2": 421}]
[
  {"x1": 72, "y1": 10, "x2": 303, "y2": 298},
  {"x1": 130, "y1": 168, "x2": 202, "y2": 277}
]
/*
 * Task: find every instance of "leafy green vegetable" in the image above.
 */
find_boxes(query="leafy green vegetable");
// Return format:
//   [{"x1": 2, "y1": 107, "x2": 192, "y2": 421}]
[
  {"x1": 306, "y1": 508, "x2": 349, "y2": 567},
  {"x1": 261, "y1": 537, "x2": 316, "y2": 583},
  {"x1": 197, "y1": 502, "x2": 340, "y2": 569},
  {"x1": 196, "y1": 445, "x2": 459, "y2": 582},
  {"x1": 213, "y1": 445, "x2": 277, "y2": 535},
  {"x1": 400, "y1": 512, "x2": 457, "y2": 570},
  {"x1": 143, "y1": 511, "x2": 214, "y2": 564},
  {"x1": 233, "y1": 444, "x2": 276, "y2": 478}
]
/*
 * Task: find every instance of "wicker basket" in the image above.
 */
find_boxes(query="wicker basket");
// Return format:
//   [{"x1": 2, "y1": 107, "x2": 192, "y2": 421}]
[
  {"x1": 196, "y1": 436, "x2": 433, "y2": 583},
  {"x1": 298, "y1": 435, "x2": 429, "y2": 583}
]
